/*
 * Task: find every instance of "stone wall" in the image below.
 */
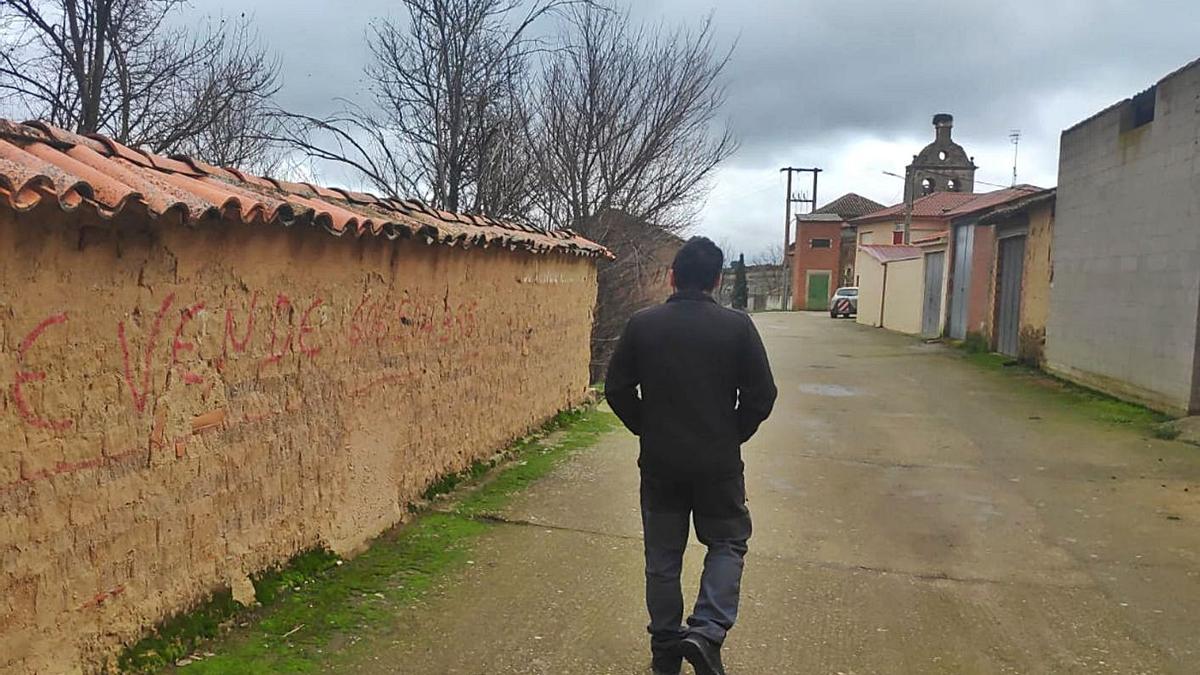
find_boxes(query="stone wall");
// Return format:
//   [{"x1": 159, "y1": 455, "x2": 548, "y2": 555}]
[
  {"x1": 1046, "y1": 60, "x2": 1200, "y2": 414},
  {"x1": 0, "y1": 204, "x2": 596, "y2": 672}
]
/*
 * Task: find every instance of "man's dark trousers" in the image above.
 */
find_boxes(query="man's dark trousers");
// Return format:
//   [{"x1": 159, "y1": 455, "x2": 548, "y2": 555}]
[{"x1": 641, "y1": 473, "x2": 752, "y2": 652}]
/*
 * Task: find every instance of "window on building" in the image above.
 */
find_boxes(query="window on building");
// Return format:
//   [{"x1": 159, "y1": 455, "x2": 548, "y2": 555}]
[
  {"x1": 892, "y1": 231, "x2": 905, "y2": 244},
  {"x1": 921, "y1": 177, "x2": 935, "y2": 195},
  {"x1": 938, "y1": 151, "x2": 947, "y2": 161},
  {"x1": 947, "y1": 179, "x2": 959, "y2": 191},
  {"x1": 811, "y1": 238, "x2": 831, "y2": 249}
]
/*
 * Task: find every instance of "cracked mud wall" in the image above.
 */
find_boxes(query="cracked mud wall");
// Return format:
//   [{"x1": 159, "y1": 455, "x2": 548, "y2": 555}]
[{"x1": 0, "y1": 205, "x2": 596, "y2": 673}]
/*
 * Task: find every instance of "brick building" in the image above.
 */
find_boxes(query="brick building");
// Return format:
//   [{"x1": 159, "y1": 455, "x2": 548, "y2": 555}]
[
  {"x1": 790, "y1": 192, "x2": 883, "y2": 310},
  {"x1": 0, "y1": 120, "x2": 607, "y2": 672}
]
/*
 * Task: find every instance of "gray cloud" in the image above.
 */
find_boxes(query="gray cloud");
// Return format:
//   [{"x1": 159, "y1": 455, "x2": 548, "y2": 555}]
[
  {"x1": 182, "y1": 0, "x2": 1200, "y2": 254},
  {"x1": 635, "y1": 0, "x2": 1199, "y2": 166}
]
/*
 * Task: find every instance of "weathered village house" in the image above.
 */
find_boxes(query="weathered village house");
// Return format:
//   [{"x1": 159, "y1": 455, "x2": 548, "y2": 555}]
[
  {"x1": 789, "y1": 192, "x2": 883, "y2": 310},
  {"x1": 973, "y1": 188, "x2": 1056, "y2": 362},
  {"x1": 0, "y1": 120, "x2": 607, "y2": 673},
  {"x1": 852, "y1": 186, "x2": 1042, "y2": 336},
  {"x1": 939, "y1": 186, "x2": 1049, "y2": 343},
  {"x1": 1046, "y1": 59, "x2": 1200, "y2": 415}
]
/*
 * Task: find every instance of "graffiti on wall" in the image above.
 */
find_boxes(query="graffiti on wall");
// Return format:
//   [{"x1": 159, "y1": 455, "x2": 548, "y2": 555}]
[{"x1": 6, "y1": 286, "x2": 485, "y2": 489}]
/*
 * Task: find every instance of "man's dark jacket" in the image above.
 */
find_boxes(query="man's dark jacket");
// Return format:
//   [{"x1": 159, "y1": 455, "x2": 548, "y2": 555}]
[{"x1": 605, "y1": 290, "x2": 778, "y2": 479}]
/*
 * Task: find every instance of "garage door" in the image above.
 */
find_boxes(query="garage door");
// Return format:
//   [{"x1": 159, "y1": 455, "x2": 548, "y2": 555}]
[
  {"x1": 948, "y1": 225, "x2": 973, "y2": 340},
  {"x1": 995, "y1": 235, "x2": 1026, "y2": 357},
  {"x1": 921, "y1": 251, "x2": 945, "y2": 336}
]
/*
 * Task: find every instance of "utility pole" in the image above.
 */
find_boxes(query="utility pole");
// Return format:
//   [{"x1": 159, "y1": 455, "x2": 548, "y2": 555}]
[
  {"x1": 780, "y1": 166, "x2": 821, "y2": 309},
  {"x1": 903, "y1": 163, "x2": 914, "y2": 245},
  {"x1": 884, "y1": 167, "x2": 915, "y2": 244}
]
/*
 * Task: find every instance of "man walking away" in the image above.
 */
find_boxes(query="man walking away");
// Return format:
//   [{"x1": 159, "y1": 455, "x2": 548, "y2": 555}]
[{"x1": 605, "y1": 237, "x2": 778, "y2": 675}]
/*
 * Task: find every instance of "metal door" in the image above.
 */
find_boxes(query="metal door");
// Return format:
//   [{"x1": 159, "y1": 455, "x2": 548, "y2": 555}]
[
  {"x1": 948, "y1": 225, "x2": 974, "y2": 339},
  {"x1": 995, "y1": 236, "x2": 1026, "y2": 357},
  {"x1": 807, "y1": 271, "x2": 831, "y2": 310},
  {"x1": 921, "y1": 251, "x2": 945, "y2": 336}
]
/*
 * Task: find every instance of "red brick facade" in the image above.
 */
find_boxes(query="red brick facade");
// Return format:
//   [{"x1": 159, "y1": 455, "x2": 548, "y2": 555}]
[{"x1": 791, "y1": 217, "x2": 844, "y2": 310}]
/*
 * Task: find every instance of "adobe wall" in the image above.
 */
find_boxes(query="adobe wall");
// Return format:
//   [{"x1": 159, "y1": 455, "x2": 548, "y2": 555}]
[
  {"x1": 1018, "y1": 203, "x2": 1055, "y2": 365},
  {"x1": 0, "y1": 204, "x2": 596, "y2": 673},
  {"x1": 1046, "y1": 62, "x2": 1200, "y2": 415}
]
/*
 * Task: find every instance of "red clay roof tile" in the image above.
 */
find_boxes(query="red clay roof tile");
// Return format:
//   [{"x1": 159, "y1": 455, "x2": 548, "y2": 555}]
[
  {"x1": 853, "y1": 185, "x2": 1046, "y2": 224},
  {"x1": 0, "y1": 119, "x2": 610, "y2": 258}
]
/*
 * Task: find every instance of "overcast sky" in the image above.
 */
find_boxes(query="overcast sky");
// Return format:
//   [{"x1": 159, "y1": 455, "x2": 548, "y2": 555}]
[{"x1": 188, "y1": 0, "x2": 1200, "y2": 258}]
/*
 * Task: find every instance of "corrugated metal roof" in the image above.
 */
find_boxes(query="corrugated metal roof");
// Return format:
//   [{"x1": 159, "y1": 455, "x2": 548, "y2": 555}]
[
  {"x1": 0, "y1": 119, "x2": 611, "y2": 258},
  {"x1": 859, "y1": 244, "x2": 923, "y2": 263},
  {"x1": 912, "y1": 232, "x2": 949, "y2": 246}
]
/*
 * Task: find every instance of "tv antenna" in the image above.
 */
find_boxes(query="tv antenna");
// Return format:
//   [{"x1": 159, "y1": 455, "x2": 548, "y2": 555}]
[{"x1": 1009, "y1": 129, "x2": 1021, "y2": 186}]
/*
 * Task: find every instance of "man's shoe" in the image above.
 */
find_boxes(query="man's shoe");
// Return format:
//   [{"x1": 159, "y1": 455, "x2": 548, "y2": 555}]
[
  {"x1": 652, "y1": 653, "x2": 681, "y2": 667},
  {"x1": 651, "y1": 649, "x2": 682, "y2": 675},
  {"x1": 679, "y1": 635, "x2": 725, "y2": 675}
]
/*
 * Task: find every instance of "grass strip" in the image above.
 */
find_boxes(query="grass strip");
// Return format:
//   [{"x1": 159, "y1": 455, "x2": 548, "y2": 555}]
[
  {"x1": 954, "y1": 343, "x2": 1171, "y2": 434},
  {"x1": 117, "y1": 405, "x2": 618, "y2": 674}
]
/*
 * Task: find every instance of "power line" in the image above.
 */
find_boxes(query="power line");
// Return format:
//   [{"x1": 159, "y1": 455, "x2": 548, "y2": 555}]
[
  {"x1": 780, "y1": 166, "x2": 822, "y2": 309},
  {"x1": 884, "y1": 169, "x2": 1039, "y2": 192}
]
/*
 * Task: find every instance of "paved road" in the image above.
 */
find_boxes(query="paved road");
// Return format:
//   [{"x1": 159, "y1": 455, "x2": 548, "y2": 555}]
[{"x1": 342, "y1": 312, "x2": 1200, "y2": 674}]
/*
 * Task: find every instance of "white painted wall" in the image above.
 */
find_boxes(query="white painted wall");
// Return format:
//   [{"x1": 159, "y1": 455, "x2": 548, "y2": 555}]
[
  {"x1": 882, "y1": 257, "x2": 924, "y2": 335},
  {"x1": 856, "y1": 254, "x2": 884, "y2": 328}
]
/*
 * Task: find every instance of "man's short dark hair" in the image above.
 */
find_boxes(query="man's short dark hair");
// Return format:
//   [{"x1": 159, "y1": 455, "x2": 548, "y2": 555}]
[{"x1": 672, "y1": 236, "x2": 724, "y2": 291}]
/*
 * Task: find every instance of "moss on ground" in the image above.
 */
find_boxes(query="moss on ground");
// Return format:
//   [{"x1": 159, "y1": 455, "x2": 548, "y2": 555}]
[
  {"x1": 955, "y1": 344, "x2": 1171, "y2": 434},
  {"x1": 119, "y1": 406, "x2": 617, "y2": 674}
]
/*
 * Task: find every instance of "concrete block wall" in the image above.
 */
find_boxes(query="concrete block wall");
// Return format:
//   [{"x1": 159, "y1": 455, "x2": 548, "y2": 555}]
[
  {"x1": 1046, "y1": 61, "x2": 1200, "y2": 414},
  {"x1": 0, "y1": 205, "x2": 596, "y2": 673}
]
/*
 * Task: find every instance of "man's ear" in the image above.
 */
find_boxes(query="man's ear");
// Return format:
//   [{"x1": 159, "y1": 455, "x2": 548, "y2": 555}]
[{"x1": 668, "y1": 268, "x2": 677, "y2": 290}]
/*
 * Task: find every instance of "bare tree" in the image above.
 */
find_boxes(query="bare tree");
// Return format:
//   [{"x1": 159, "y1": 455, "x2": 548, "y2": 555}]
[
  {"x1": 749, "y1": 244, "x2": 784, "y2": 266},
  {"x1": 0, "y1": 1, "x2": 281, "y2": 169},
  {"x1": 277, "y1": 0, "x2": 583, "y2": 218},
  {"x1": 531, "y1": 7, "x2": 736, "y2": 233}
]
